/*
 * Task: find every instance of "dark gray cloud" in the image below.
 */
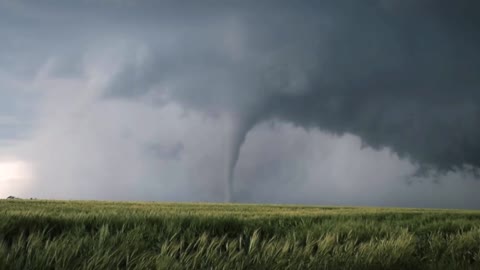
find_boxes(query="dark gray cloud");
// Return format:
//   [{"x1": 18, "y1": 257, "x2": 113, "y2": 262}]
[
  {"x1": 1, "y1": 0, "x2": 480, "y2": 207},
  {"x1": 94, "y1": 0, "x2": 480, "y2": 197},
  {"x1": 263, "y1": 0, "x2": 480, "y2": 174}
]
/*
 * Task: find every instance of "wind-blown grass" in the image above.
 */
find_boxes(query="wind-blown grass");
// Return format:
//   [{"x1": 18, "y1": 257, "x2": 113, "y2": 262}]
[{"x1": 0, "y1": 200, "x2": 479, "y2": 269}]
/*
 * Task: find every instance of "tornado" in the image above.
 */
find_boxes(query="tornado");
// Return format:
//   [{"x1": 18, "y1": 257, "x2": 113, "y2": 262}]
[{"x1": 225, "y1": 111, "x2": 259, "y2": 202}]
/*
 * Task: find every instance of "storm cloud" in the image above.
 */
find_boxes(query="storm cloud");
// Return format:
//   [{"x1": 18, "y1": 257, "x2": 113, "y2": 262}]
[
  {"x1": 101, "y1": 0, "x2": 480, "y2": 198},
  {"x1": 1, "y1": 0, "x2": 480, "y2": 207}
]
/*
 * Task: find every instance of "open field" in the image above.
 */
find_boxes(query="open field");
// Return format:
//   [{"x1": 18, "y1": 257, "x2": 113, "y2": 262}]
[{"x1": 0, "y1": 200, "x2": 480, "y2": 269}]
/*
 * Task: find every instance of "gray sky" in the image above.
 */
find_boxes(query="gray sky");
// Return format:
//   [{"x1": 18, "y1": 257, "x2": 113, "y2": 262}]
[{"x1": 1, "y1": 0, "x2": 480, "y2": 209}]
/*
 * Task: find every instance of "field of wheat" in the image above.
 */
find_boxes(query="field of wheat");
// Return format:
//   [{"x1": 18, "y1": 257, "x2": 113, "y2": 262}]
[{"x1": 0, "y1": 200, "x2": 479, "y2": 269}]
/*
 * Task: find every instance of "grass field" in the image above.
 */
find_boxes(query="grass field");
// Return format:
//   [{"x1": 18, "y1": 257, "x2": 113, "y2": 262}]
[{"x1": 1, "y1": 200, "x2": 480, "y2": 269}]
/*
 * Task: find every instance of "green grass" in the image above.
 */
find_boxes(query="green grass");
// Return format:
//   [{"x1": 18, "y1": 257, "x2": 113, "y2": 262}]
[{"x1": 1, "y1": 200, "x2": 480, "y2": 269}]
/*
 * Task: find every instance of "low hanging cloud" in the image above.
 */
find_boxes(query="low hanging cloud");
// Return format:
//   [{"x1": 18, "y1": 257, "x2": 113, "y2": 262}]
[
  {"x1": 100, "y1": 1, "x2": 480, "y2": 199},
  {"x1": 1, "y1": 0, "x2": 480, "y2": 206}
]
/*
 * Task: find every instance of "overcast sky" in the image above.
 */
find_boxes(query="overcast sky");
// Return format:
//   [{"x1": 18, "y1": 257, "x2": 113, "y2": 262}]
[{"x1": 1, "y1": 0, "x2": 480, "y2": 209}]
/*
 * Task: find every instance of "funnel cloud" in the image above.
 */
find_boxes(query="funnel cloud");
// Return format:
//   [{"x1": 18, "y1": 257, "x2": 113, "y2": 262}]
[{"x1": 226, "y1": 111, "x2": 263, "y2": 202}]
